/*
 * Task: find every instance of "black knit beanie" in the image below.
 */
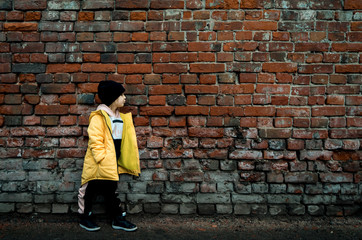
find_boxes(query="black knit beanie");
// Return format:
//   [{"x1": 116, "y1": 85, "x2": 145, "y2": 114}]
[{"x1": 98, "y1": 80, "x2": 125, "y2": 106}]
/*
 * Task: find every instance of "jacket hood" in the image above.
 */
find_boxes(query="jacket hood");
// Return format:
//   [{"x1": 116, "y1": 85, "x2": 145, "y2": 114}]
[
  {"x1": 97, "y1": 104, "x2": 120, "y2": 117},
  {"x1": 89, "y1": 104, "x2": 120, "y2": 121}
]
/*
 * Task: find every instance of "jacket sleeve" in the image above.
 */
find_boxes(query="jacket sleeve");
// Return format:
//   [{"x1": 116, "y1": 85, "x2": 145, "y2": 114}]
[{"x1": 87, "y1": 114, "x2": 106, "y2": 163}]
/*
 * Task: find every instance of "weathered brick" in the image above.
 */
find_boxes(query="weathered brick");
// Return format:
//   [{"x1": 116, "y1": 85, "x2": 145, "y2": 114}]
[
  {"x1": 285, "y1": 173, "x2": 318, "y2": 183},
  {"x1": 0, "y1": 193, "x2": 32, "y2": 203},
  {"x1": 320, "y1": 173, "x2": 353, "y2": 183},
  {"x1": 41, "y1": 84, "x2": 75, "y2": 94},
  {"x1": 82, "y1": 0, "x2": 113, "y2": 9},
  {"x1": 232, "y1": 194, "x2": 266, "y2": 204},
  {"x1": 48, "y1": 0, "x2": 80, "y2": 10},
  {"x1": 39, "y1": 22, "x2": 73, "y2": 31},
  {"x1": 196, "y1": 193, "x2": 230, "y2": 204},
  {"x1": 229, "y1": 150, "x2": 262, "y2": 160},
  {"x1": 0, "y1": 203, "x2": 14, "y2": 213},
  {"x1": 0, "y1": 0, "x2": 12, "y2": 10},
  {"x1": 267, "y1": 194, "x2": 301, "y2": 204},
  {"x1": 14, "y1": 0, "x2": 47, "y2": 10},
  {"x1": 259, "y1": 129, "x2": 291, "y2": 138},
  {"x1": 75, "y1": 22, "x2": 110, "y2": 32},
  {"x1": 299, "y1": 64, "x2": 334, "y2": 74}
]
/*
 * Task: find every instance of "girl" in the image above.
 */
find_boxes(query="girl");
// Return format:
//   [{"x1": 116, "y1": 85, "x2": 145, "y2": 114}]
[{"x1": 78, "y1": 80, "x2": 140, "y2": 232}]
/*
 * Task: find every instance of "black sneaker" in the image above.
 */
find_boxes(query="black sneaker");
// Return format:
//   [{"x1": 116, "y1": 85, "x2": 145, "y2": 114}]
[
  {"x1": 79, "y1": 212, "x2": 101, "y2": 232},
  {"x1": 112, "y1": 212, "x2": 137, "y2": 231}
]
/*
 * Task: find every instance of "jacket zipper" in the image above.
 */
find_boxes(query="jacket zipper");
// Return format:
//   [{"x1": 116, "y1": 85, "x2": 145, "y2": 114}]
[
  {"x1": 100, "y1": 110, "x2": 114, "y2": 140},
  {"x1": 100, "y1": 111, "x2": 121, "y2": 166}
]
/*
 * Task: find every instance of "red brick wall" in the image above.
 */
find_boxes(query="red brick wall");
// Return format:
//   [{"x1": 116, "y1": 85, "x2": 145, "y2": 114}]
[{"x1": 0, "y1": 0, "x2": 361, "y2": 215}]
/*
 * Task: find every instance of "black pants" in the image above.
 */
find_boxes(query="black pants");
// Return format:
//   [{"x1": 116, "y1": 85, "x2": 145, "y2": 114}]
[{"x1": 82, "y1": 180, "x2": 121, "y2": 219}]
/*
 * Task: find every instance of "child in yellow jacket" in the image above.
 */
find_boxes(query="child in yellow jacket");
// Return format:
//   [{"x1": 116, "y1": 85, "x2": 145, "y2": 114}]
[{"x1": 78, "y1": 80, "x2": 140, "y2": 232}]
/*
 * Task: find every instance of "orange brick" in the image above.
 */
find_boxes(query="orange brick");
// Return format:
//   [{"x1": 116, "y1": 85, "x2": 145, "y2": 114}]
[
  {"x1": 25, "y1": 12, "x2": 42, "y2": 21},
  {"x1": 244, "y1": 21, "x2": 277, "y2": 30},
  {"x1": 118, "y1": 64, "x2": 152, "y2": 74},
  {"x1": 4, "y1": 23, "x2": 38, "y2": 31},
  {"x1": 132, "y1": 32, "x2": 149, "y2": 42},
  {"x1": 47, "y1": 64, "x2": 81, "y2": 73},
  {"x1": 206, "y1": 0, "x2": 239, "y2": 9},
  {"x1": 78, "y1": 12, "x2": 94, "y2": 21},
  {"x1": 130, "y1": 12, "x2": 147, "y2": 21},
  {"x1": 82, "y1": 63, "x2": 116, "y2": 73},
  {"x1": 149, "y1": 96, "x2": 166, "y2": 105}
]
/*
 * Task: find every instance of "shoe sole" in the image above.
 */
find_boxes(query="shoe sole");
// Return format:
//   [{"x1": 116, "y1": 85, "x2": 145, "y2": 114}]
[
  {"x1": 112, "y1": 225, "x2": 138, "y2": 232},
  {"x1": 79, "y1": 223, "x2": 101, "y2": 232}
]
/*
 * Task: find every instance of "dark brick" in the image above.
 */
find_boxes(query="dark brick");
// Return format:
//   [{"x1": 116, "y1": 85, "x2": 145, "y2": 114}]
[
  {"x1": 167, "y1": 95, "x2": 186, "y2": 106},
  {"x1": 13, "y1": 64, "x2": 46, "y2": 73},
  {"x1": 128, "y1": 95, "x2": 148, "y2": 106},
  {"x1": 45, "y1": 43, "x2": 80, "y2": 53},
  {"x1": 0, "y1": 0, "x2": 12, "y2": 10},
  {"x1": 112, "y1": 11, "x2": 129, "y2": 20},
  {"x1": 4, "y1": 94, "x2": 22, "y2": 104},
  {"x1": 5, "y1": 116, "x2": 22, "y2": 126},
  {"x1": 135, "y1": 53, "x2": 152, "y2": 63},
  {"x1": 20, "y1": 84, "x2": 38, "y2": 94},
  {"x1": 48, "y1": 0, "x2": 80, "y2": 10},
  {"x1": 82, "y1": 0, "x2": 114, "y2": 9},
  {"x1": 115, "y1": 0, "x2": 149, "y2": 9},
  {"x1": 77, "y1": 94, "x2": 94, "y2": 105},
  {"x1": 198, "y1": 204, "x2": 216, "y2": 215},
  {"x1": 48, "y1": 54, "x2": 65, "y2": 63},
  {"x1": 42, "y1": 11, "x2": 60, "y2": 21},
  {"x1": 11, "y1": 43, "x2": 44, "y2": 53},
  {"x1": 231, "y1": 63, "x2": 262, "y2": 72},
  {"x1": 110, "y1": 21, "x2": 144, "y2": 31},
  {"x1": 278, "y1": 21, "x2": 314, "y2": 31},
  {"x1": 310, "y1": 0, "x2": 342, "y2": 10},
  {"x1": 74, "y1": 22, "x2": 110, "y2": 32},
  {"x1": 147, "y1": 182, "x2": 165, "y2": 193},
  {"x1": 39, "y1": 22, "x2": 74, "y2": 31},
  {"x1": 0, "y1": 54, "x2": 12, "y2": 63},
  {"x1": 100, "y1": 54, "x2": 117, "y2": 63},
  {"x1": 285, "y1": 172, "x2": 318, "y2": 183},
  {"x1": 144, "y1": 203, "x2": 161, "y2": 214},
  {"x1": 81, "y1": 43, "x2": 116, "y2": 52},
  {"x1": 41, "y1": 84, "x2": 75, "y2": 94},
  {"x1": 14, "y1": 0, "x2": 47, "y2": 10},
  {"x1": 306, "y1": 140, "x2": 323, "y2": 150}
]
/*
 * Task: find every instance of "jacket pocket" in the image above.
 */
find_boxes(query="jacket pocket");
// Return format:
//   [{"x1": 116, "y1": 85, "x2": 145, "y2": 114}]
[{"x1": 96, "y1": 151, "x2": 118, "y2": 180}]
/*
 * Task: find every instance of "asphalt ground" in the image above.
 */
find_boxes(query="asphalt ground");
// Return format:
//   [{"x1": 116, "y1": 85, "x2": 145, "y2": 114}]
[{"x1": 0, "y1": 213, "x2": 361, "y2": 240}]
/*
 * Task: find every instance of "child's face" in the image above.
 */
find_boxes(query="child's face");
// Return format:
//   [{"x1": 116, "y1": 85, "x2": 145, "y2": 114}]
[{"x1": 114, "y1": 94, "x2": 126, "y2": 108}]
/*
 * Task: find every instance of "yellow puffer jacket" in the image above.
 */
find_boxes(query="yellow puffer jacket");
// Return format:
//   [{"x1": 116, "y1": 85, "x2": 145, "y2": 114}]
[{"x1": 81, "y1": 110, "x2": 140, "y2": 185}]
